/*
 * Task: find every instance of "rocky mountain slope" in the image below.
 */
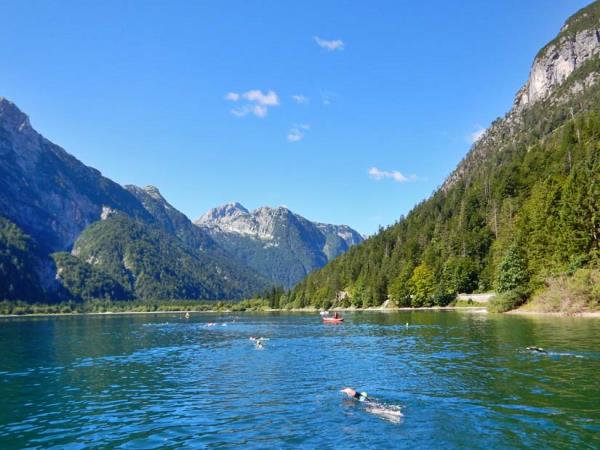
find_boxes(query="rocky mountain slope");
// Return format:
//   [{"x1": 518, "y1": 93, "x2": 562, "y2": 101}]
[
  {"x1": 288, "y1": 1, "x2": 600, "y2": 310},
  {"x1": 0, "y1": 99, "x2": 269, "y2": 301},
  {"x1": 195, "y1": 203, "x2": 363, "y2": 288}
]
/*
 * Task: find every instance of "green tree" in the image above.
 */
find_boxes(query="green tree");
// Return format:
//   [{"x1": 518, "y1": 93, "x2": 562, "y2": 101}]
[
  {"x1": 409, "y1": 263, "x2": 436, "y2": 306},
  {"x1": 495, "y1": 245, "x2": 529, "y2": 293}
]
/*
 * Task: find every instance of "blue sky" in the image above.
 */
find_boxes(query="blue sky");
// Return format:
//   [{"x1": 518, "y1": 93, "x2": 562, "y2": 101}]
[{"x1": 0, "y1": 0, "x2": 591, "y2": 234}]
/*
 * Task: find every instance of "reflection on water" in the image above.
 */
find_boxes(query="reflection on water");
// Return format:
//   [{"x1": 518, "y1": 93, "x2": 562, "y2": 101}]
[{"x1": 0, "y1": 311, "x2": 599, "y2": 449}]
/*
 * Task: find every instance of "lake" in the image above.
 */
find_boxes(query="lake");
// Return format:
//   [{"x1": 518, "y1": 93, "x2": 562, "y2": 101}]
[{"x1": 0, "y1": 311, "x2": 599, "y2": 449}]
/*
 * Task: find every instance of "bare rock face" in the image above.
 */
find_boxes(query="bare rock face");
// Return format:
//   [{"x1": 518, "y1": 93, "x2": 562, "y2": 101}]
[{"x1": 514, "y1": 28, "x2": 600, "y2": 109}]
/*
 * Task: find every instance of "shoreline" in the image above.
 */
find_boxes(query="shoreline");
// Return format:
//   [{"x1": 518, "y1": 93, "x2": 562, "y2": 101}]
[
  {"x1": 2, "y1": 305, "x2": 598, "y2": 319},
  {"x1": 507, "y1": 309, "x2": 600, "y2": 318},
  {"x1": 0, "y1": 305, "x2": 487, "y2": 318}
]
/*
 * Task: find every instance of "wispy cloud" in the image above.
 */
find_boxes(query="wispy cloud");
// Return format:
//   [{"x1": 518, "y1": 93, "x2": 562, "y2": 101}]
[
  {"x1": 368, "y1": 167, "x2": 417, "y2": 183},
  {"x1": 226, "y1": 89, "x2": 279, "y2": 118},
  {"x1": 314, "y1": 36, "x2": 344, "y2": 51},
  {"x1": 287, "y1": 124, "x2": 310, "y2": 143},
  {"x1": 468, "y1": 125, "x2": 486, "y2": 144},
  {"x1": 320, "y1": 91, "x2": 337, "y2": 106},
  {"x1": 292, "y1": 94, "x2": 309, "y2": 105}
]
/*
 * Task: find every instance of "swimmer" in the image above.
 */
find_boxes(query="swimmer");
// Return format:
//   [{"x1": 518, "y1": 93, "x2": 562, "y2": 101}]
[
  {"x1": 341, "y1": 387, "x2": 369, "y2": 402},
  {"x1": 340, "y1": 387, "x2": 403, "y2": 423},
  {"x1": 526, "y1": 346, "x2": 547, "y2": 353}
]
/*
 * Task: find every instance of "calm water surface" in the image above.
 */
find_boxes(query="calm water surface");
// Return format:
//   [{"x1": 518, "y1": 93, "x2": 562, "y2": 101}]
[{"x1": 0, "y1": 311, "x2": 599, "y2": 449}]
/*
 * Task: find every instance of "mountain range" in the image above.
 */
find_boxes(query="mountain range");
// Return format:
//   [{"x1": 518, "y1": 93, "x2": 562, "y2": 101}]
[{"x1": 0, "y1": 100, "x2": 362, "y2": 302}]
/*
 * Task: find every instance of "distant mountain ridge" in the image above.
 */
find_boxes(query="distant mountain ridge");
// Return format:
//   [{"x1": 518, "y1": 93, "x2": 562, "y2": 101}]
[{"x1": 195, "y1": 203, "x2": 363, "y2": 288}]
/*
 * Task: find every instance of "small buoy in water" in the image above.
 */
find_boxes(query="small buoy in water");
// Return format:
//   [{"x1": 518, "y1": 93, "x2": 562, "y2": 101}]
[
  {"x1": 406, "y1": 322, "x2": 409, "y2": 328},
  {"x1": 185, "y1": 312, "x2": 190, "y2": 319}
]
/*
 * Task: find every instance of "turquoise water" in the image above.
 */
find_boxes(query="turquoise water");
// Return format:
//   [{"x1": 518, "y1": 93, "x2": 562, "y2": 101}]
[{"x1": 0, "y1": 311, "x2": 599, "y2": 449}]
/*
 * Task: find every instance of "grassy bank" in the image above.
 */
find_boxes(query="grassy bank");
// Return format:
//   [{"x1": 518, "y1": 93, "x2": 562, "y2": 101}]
[{"x1": 0, "y1": 299, "x2": 490, "y2": 317}]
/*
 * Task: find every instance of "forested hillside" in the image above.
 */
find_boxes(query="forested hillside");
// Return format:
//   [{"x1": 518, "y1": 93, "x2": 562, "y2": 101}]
[
  {"x1": 58, "y1": 214, "x2": 269, "y2": 300},
  {"x1": 287, "y1": 2, "x2": 600, "y2": 311}
]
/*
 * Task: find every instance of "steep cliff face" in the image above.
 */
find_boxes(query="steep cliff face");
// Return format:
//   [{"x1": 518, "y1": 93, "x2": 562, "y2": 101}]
[
  {"x1": 514, "y1": 27, "x2": 600, "y2": 109},
  {"x1": 195, "y1": 204, "x2": 363, "y2": 287},
  {"x1": 0, "y1": 97, "x2": 150, "y2": 253}
]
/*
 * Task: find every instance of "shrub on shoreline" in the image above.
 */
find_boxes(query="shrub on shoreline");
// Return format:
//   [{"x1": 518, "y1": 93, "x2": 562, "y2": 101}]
[{"x1": 488, "y1": 289, "x2": 528, "y2": 313}]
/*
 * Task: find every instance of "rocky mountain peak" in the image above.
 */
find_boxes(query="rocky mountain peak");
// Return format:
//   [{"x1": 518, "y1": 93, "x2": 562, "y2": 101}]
[
  {"x1": 142, "y1": 185, "x2": 165, "y2": 201},
  {"x1": 0, "y1": 97, "x2": 33, "y2": 134},
  {"x1": 196, "y1": 202, "x2": 249, "y2": 224}
]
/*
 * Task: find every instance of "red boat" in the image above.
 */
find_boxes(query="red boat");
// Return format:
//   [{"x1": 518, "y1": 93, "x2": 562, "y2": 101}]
[{"x1": 322, "y1": 316, "x2": 344, "y2": 323}]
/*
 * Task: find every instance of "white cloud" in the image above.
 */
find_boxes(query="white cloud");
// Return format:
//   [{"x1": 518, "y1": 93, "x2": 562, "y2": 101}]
[
  {"x1": 226, "y1": 89, "x2": 279, "y2": 118},
  {"x1": 287, "y1": 124, "x2": 310, "y2": 143},
  {"x1": 314, "y1": 36, "x2": 344, "y2": 51},
  {"x1": 292, "y1": 94, "x2": 309, "y2": 104},
  {"x1": 368, "y1": 167, "x2": 417, "y2": 183},
  {"x1": 243, "y1": 89, "x2": 279, "y2": 106},
  {"x1": 468, "y1": 125, "x2": 486, "y2": 144}
]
